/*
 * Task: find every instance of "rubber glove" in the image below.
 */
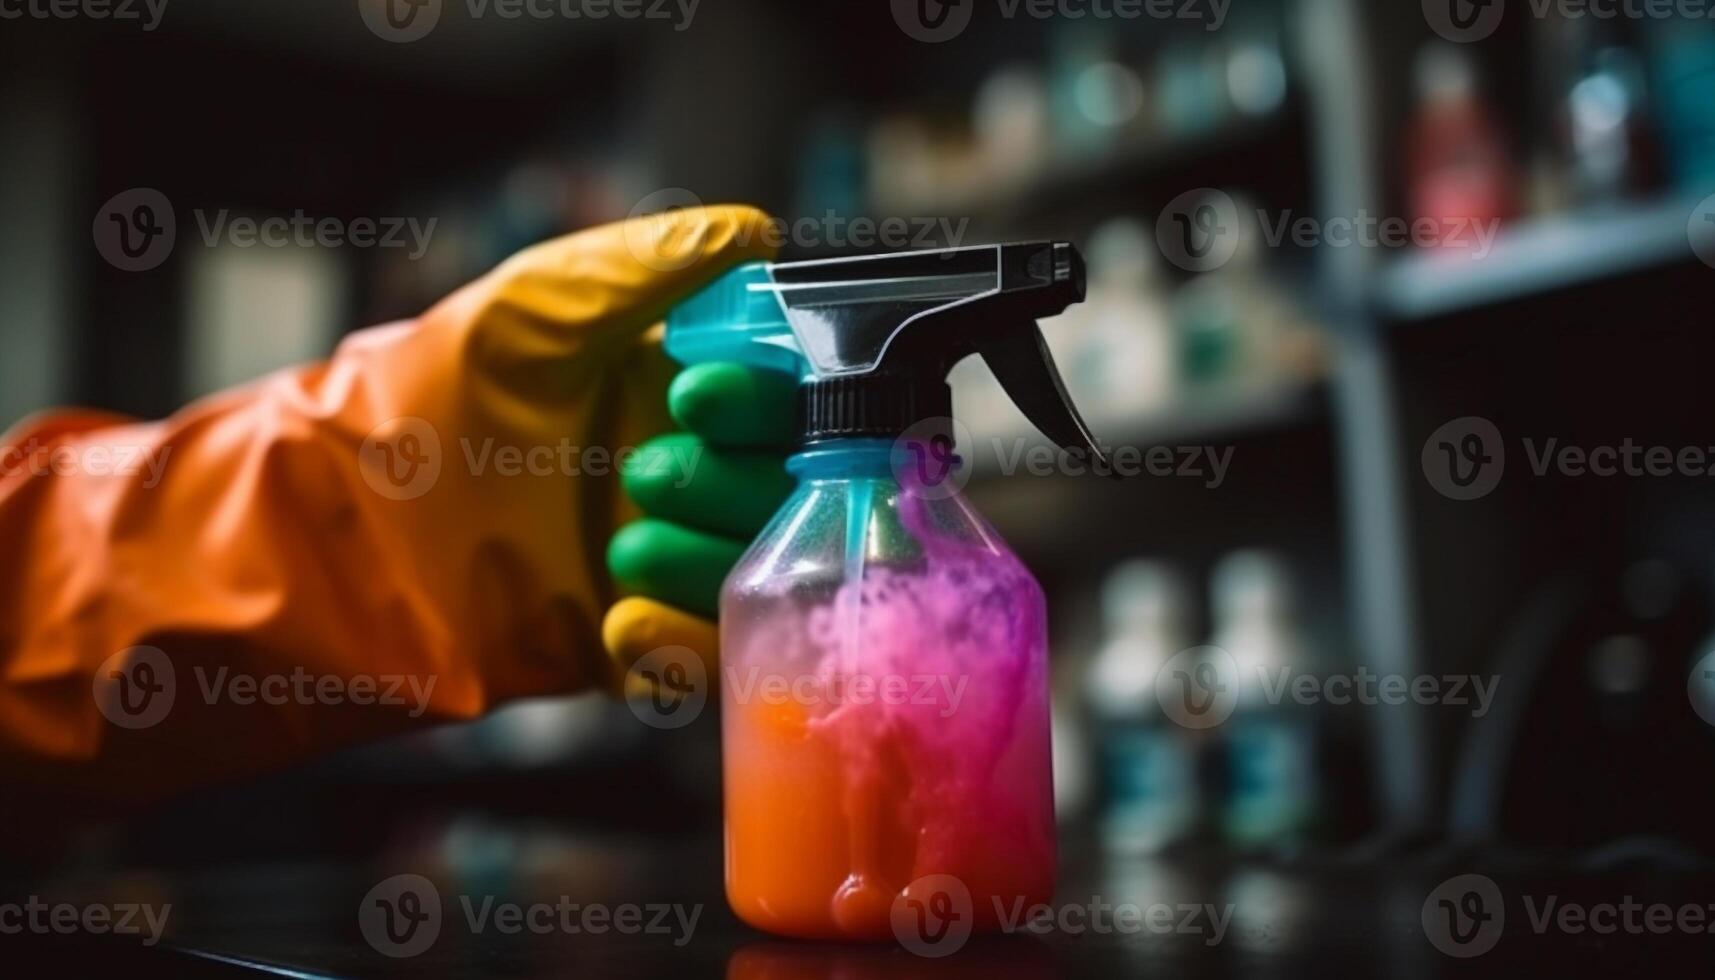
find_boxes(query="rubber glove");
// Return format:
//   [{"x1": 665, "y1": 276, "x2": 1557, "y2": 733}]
[
  {"x1": 602, "y1": 362, "x2": 797, "y2": 696},
  {"x1": 0, "y1": 205, "x2": 775, "y2": 803}
]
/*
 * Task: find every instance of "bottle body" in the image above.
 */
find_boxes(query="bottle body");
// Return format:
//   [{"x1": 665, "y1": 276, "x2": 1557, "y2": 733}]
[{"x1": 721, "y1": 442, "x2": 1055, "y2": 940}]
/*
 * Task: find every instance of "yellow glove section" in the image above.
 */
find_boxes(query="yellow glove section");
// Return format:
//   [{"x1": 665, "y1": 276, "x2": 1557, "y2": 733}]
[{"x1": 0, "y1": 205, "x2": 776, "y2": 801}]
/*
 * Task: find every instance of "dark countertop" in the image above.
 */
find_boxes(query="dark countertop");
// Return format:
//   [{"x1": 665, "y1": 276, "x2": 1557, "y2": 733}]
[{"x1": 10, "y1": 817, "x2": 1715, "y2": 978}]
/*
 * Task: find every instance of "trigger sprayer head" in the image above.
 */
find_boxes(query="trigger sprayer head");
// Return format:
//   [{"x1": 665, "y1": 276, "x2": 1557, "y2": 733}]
[{"x1": 667, "y1": 241, "x2": 1111, "y2": 470}]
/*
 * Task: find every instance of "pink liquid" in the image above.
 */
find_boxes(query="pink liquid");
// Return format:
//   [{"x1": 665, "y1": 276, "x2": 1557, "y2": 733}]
[{"x1": 722, "y1": 490, "x2": 1055, "y2": 939}]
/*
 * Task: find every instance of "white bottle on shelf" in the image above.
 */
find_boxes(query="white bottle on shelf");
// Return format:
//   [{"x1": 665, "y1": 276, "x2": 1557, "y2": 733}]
[
  {"x1": 1210, "y1": 550, "x2": 1318, "y2": 849},
  {"x1": 1085, "y1": 561, "x2": 1201, "y2": 854},
  {"x1": 1069, "y1": 219, "x2": 1176, "y2": 421}
]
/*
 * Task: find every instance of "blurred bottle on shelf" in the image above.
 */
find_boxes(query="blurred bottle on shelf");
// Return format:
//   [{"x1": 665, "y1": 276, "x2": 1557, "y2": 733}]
[
  {"x1": 1404, "y1": 43, "x2": 1519, "y2": 253},
  {"x1": 866, "y1": 113, "x2": 979, "y2": 214},
  {"x1": 1063, "y1": 218, "x2": 1176, "y2": 419},
  {"x1": 1048, "y1": 25, "x2": 1148, "y2": 162},
  {"x1": 1563, "y1": 46, "x2": 1656, "y2": 204},
  {"x1": 1171, "y1": 192, "x2": 1327, "y2": 394},
  {"x1": 1052, "y1": 669, "x2": 1094, "y2": 823},
  {"x1": 974, "y1": 64, "x2": 1052, "y2": 194},
  {"x1": 1645, "y1": 19, "x2": 1715, "y2": 187},
  {"x1": 1156, "y1": 40, "x2": 1228, "y2": 138},
  {"x1": 1209, "y1": 551, "x2": 1317, "y2": 850},
  {"x1": 1225, "y1": 36, "x2": 1289, "y2": 119},
  {"x1": 795, "y1": 114, "x2": 867, "y2": 224},
  {"x1": 1085, "y1": 561, "x2": 1201, "y2": 854}
]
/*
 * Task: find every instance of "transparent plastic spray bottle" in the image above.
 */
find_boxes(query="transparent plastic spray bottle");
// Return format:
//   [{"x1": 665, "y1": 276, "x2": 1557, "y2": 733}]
[{"x1": 666, "y1": 242, "x2": 1112, "y2": 940}]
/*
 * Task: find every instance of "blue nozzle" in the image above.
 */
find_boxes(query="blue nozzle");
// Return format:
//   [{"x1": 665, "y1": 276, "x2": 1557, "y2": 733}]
[{"x1": 665, "y1": 262, "x2": 807, "y2": 377}]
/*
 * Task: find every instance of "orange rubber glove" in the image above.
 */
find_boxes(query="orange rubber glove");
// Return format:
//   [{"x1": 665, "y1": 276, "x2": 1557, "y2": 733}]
[{"x1": 0, "y1": 205, "x2": 775, "y2": 803}]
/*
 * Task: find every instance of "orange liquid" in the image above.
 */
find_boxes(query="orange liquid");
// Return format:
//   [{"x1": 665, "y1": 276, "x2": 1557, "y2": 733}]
[{"x1": 724, "y1": 693, "x2": 1054, "y2": 940}]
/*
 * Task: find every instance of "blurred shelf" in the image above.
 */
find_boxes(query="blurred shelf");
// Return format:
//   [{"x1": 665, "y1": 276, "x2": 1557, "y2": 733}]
[
  {"x1": 968, "y1": 377, "x2": 1327, "y2": 481},
  {"x1": 877, "y1": 112, "x2": 1294, "y2": 230},
  {"x1": 1374, "y1": 193, "x2": 1714, "y2": 322}
]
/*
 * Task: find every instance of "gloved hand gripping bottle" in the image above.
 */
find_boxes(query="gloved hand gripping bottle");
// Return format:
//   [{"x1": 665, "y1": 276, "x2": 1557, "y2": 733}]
[{"x1": 667, "y1": 242, "x2": 1111, "y2": 940}]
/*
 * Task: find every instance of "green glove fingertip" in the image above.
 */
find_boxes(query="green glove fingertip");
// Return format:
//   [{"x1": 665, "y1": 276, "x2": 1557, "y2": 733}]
[
  {"x1": 607, "y1": 518, "x2": 748, "y2": 619},
  {"x1": 668, "y1": 362, "x2": 797, "y2": 449},
  {"x1": 623, "y1": 433, "x2": 793, "y2": 539}
]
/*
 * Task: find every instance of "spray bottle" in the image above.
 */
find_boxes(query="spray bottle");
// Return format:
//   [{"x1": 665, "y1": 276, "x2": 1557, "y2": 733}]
[{"x1": 666, "y1": 242, "x2": 1109, "y2": 940}]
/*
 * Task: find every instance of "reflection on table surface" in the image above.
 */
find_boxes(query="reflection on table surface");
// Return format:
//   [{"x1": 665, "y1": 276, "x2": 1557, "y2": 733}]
[{"x1": 10, "y1": 811, "x2": 1715, "y2": 979}]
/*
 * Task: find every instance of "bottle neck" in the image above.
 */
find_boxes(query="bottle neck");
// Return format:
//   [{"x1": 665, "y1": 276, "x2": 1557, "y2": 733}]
[
  {"x1": 797, "y1": 377, "x2": 951, "y2": 445},
  {"x1": 786, "y1": 439, "x2": 899, "y2": 482}
]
